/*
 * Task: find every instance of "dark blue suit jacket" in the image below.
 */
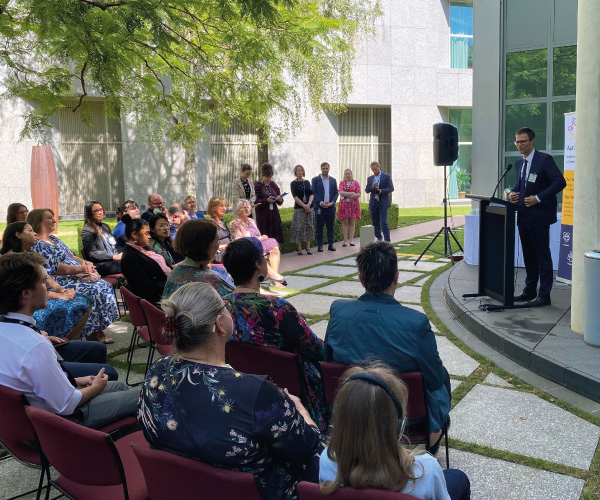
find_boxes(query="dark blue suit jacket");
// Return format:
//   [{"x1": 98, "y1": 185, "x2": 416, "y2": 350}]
[
  {"x1": 365, "y1": 172, "x2": 394, "y2": 210},
  {"x1": 311, "y1": 176, "x2": 338, "y2": 209},
  {"x1": 511, "y1": 150, "x2": 566, "y2": 225}
]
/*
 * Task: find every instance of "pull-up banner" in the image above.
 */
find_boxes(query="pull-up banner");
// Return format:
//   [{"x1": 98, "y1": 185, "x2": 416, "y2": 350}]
[{"x1": 557, "y1": 112, "x2": 575, "y2": 284}]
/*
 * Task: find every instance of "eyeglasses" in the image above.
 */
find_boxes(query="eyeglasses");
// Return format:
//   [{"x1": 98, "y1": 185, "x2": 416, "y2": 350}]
[
  {"x1": 263, "y1": 252, "x2": 270, "y2": 261},
  {"x1": 91, "y1": 208, "x2": 104, "y2": 213},
  {"x1": 41, "y1": 273, "x2": 50, "y2": 285},
  {"x1": 514, "y1": 140, "x2": 530, "y2": 146},
  {"x1": 221, "y1": 298, "x2": 233, "y2": 314}
]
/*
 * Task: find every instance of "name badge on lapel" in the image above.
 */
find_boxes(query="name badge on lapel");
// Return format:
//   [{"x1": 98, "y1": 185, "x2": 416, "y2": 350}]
[{"x1": 528, "y1": 173, "x2": 537, "y2": 183}]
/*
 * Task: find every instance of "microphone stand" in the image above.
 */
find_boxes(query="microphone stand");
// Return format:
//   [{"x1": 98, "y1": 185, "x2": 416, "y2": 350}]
[{"x1": 491, "y1": 164, "x2": 513, "y2": 199}]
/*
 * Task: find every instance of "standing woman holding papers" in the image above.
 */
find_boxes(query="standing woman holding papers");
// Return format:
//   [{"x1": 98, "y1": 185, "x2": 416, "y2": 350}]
[{"x1": 254, "y1": 163, "x2": 284, "y2": 244}]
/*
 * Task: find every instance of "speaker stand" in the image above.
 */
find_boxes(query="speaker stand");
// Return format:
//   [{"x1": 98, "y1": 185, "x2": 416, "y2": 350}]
[{"x1": 415, "y1": 164, "x2": 463, "y2": 266}]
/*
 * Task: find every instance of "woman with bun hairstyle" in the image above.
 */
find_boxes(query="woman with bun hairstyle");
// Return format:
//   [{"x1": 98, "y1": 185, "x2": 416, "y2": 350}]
[
  {"x1": 320, "y1": 363, "x2": 470, "y2": 500},
  {"x1": 120, "y1": 214, "x2": 170, "y2": 305}
]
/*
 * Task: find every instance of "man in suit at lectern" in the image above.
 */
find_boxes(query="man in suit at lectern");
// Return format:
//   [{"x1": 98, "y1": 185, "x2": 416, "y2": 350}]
[{"x1": 509, "y1": 127, "x2": 566, "y2": 307}]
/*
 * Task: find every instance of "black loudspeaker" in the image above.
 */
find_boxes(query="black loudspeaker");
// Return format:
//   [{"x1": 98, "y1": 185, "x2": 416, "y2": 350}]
[{"x1": 433, "y1": 122, "x2": 458, "y2": 166}]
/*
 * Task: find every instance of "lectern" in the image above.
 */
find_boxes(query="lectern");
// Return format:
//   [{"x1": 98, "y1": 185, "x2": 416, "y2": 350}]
[{"x1": 463, "y1": 195, "x2": 521, "y2": 310}]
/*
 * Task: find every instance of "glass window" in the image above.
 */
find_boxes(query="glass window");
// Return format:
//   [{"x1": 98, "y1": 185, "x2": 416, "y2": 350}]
[
  {"x1": 449, "y1": 109, "x2": 472, "y2": 197},
  {"x1": 506, "y1": 49, "x2": 548, "y2": 99},
  {"x1": 506, "y1": 0, "x2": 549, "y2": 50},
  {"x1": 554, "y1": 0, "x2": 578, "y2": 43},
  {"x1": 503, "y1": 156, "x2": 520, "y2": 192},
  {"x1": 553, "y1": 45, "x2": 577, "y2": 96},
  {"x1": 449, "y1": 109, "x2": 472, "y2": 142},
  {"x1": 552, "y1": 100, "x2": 576, "y2": 151},
  {"x1": 338, "y1": 107, "x2": 392, "y2": 203},
  {"x1": 505, "y1": 103, "x2": 547, "y2": 151},
  {"x1": 450, "y1": 2, "x2": 473, "y2": 69}
]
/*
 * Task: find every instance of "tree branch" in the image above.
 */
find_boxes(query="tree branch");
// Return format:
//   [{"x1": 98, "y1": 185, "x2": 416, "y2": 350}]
[
  {"x1": 72, "y1": 60, "x2": 89, "y2": 112},
  {"x1": 76, "y1": 0, "x2": 128, "y2": 10}
]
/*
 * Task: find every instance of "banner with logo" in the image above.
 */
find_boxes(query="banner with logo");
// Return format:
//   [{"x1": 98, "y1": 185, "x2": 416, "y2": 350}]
[{"x1": 557, "y1": 112, "x2": 575, "y2": 284}]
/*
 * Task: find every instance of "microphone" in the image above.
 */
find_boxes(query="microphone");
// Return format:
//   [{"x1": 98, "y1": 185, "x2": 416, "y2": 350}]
[{"x1": 491, "y1": 163, "x2": 512, "y2": 199}]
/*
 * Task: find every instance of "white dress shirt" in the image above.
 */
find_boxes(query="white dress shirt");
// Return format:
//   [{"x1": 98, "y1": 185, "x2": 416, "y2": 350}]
[{"x1": 0, "y1": 312, "x2": 81, "y2": 415}]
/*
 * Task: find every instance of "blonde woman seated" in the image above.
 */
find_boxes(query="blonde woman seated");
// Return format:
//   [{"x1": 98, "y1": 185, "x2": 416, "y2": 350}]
[
  {"x1": 139, "y1": 282, "x2": 324, "y2": 500},
  {"x1": 320, "y1": 363, "x2": 470, "y2": 500},
  {"x1": 229, "y1": 200, "x2": 286, "y2": 286}
]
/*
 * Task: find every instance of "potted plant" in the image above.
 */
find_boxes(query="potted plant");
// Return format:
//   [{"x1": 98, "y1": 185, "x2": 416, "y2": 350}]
[{"x1": 456, "y1": 167, "x2": 471, "y2": 199}]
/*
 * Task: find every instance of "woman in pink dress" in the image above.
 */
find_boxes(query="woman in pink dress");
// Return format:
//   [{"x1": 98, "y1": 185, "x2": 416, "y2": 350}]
[
  {"x1": 229, "y1": 200, "x2": 286, "y2": 287},
  {"x1": 337, "y1": 169, "x2": 361, "y2": 247}
]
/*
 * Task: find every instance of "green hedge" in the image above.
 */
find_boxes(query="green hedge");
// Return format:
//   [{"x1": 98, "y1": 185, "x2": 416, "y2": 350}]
[{"x1": 77, "y1": 203, "x2": 399, "y2": 256}]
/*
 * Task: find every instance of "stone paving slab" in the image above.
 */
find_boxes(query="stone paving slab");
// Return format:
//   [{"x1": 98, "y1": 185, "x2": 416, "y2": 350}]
[
  {"x1": 436, "y1": 336, "x2": 479, "y2": 377},
  {"x1": 316, "y1": 281, "x2": 365, "y2": 298},
  {"x1": 0, "y1": 458, "x2": 58, "y2": 500},
  {"x1": 296, "y1": 265, "x2": 358, "y2": 278},
  {"x1": 114, "y1": 366, "x2": 145, "y2": 386},
  {"x1": 309, "y1": 320, "x2": 329, "y2": 341},
  {"x1": 331, "y1": 257, "x2": 358, "y2": 267},
  {"x1": 450, "y1": 385, "x2": 600, "y2": 470},
  {"x1": 280, "y1": 275, "x2": 331, "y2": 291},
  {"x1": 397, "y1": 260, "x2": 448, "y2": 272},
  {"x1": 413, "y1": 276, "x2": 430, "y2": 286},
  {"x1": 113, "y1": 346, "x2": 153, "y2": 366},
  {"x1": 483, "y1": 373, "x2": 513, "y2": 387},
  {"x1": 105, "y1": 320, "x2": 135, "y2": 354},
  {"x1": 396, "y1": 270, "x2": 426, "y2": 284},
  {"x1": 450, "y1": 379, "x2": 462, "y2": 392},
  {"x1": 445, "y1": 449, "x2": 585, "y2": 500},
  {"x1": 286, "y1": 294, "x2": 340, "y2": 316},
  {"x1": 407, "y1": 256, "x2": 430, "y2": 260},
  {"x1": 393, "y1": 286, "x2": 423, "y2": 303}
]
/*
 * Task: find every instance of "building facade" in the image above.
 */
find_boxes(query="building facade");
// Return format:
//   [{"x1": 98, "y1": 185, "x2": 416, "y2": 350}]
[{"x1": 0, "y1": 0, "x2": 473, "y2": 217}]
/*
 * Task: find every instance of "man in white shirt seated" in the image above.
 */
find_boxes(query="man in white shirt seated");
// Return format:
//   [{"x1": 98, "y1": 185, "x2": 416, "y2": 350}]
[{"x1": 0, "y1": 252, "x2": 139, "y2": 429}]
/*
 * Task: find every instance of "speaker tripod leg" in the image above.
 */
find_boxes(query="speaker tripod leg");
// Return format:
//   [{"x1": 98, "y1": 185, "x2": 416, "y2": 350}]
[{"x1": 415, "y1": 227, "x2": 445, "y2": 265}]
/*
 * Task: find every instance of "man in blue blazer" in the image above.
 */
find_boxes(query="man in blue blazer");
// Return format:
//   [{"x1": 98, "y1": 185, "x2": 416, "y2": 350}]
[
  {"x1": 311, "y1": 162, "x2": 338, "y2": 251},
  {"x1": 365, "y1": 161, "x2": 394, "y2": 241},
  {"x1": 509, "y1": 127, "x2": 566, "y2": 307}
]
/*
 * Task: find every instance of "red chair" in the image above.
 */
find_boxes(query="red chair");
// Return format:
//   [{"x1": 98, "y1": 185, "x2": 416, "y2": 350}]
[
  {"x1": 0, "y1": 385, "x2": 48, "y2": 500},
  {"x1": 120, "y1": 287, "x2": 152, "y2": 385},
  {"x1": 297, "y1": 482, "x2": 419, "y2": 499},
  {"x1": 131, "y1": 440, "x2": 262, "y2": 500},
  {"x1": 140, "y1": 299, "x2": 172, "y2": 358},
  {"x1": 26, "y1": 407, "x2": 147, "y2": 500},
  {"x1": 319, "y1": 362, "x2": 450, "y2": 468},
  {"x1": 225, "y1": 342, "x2": 303, "y2": 395}
]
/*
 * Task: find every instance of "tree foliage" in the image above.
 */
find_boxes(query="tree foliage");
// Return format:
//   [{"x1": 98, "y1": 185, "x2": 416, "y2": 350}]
[{"x1": 0, "y1": 0, "x2": 381, "y2": 146}]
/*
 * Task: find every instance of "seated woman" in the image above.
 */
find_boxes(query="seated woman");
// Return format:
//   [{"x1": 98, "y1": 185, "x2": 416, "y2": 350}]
[
  {"x1": 120, "y1": 215, "x2": 170, "y2": 306},
  {"x1": 139, "y1": 282, "x2": 324, "y2": 500},
  {"x1": 28, "y1": 209, "x2": 120, "y2": 343},
  {"x1": 229, "y1": 200, "x2": 286, "y2": 287},
  {"x1": 112, "y1": 200, "x2": 140, "y2": 252},
  {"x1": 6, "y1": 202, "x2": 29, "y2": 224},
  {"x1": 183, "y1": 195, "x2": 205, "y2": 220},
  {"x1": 81, "y1": 200, "x2": 122, "y2": 276},
  {"x1": 148, "y1": 213, "x2": 183, "y2": 266},
  {"x1": 162, "y1": 219, "x2": 234, "y2": 299},
  {"x1": 320, "y1": 363, "x2": 470, "y2": 500},
  {"x1": 0, "y1": 221, "x2": 93, "y2": 341},
  {"x1": 206, "y1": 196, "x2": 231, "y2": 264},
  {"x1": 222, "y1": 238, "x2": 329, "y2": 430}
]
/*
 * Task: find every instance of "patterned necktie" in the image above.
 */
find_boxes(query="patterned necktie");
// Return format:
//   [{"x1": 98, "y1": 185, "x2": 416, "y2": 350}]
[{"x1": 0, "y1": 315, "x2": 77, "y2": 388}]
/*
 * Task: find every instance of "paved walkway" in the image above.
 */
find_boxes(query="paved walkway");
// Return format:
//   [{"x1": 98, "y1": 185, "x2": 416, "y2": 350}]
[{"x1": 2, "y1": 215, "x2": 599, "y2": 499}]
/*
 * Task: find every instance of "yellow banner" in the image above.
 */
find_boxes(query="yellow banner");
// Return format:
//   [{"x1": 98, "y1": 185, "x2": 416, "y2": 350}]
[{"x1": 562, "y1": 169, "x2": 575, "y2": 226}]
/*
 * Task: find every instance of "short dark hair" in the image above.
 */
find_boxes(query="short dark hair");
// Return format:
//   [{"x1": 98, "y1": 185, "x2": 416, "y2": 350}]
[
  {"x1": 370, "y1": 161, "x2": 380, "y2": 169},
  {"x1": 122, "y1": 214, "x2": 148, "y2": 240},
  {"x1": 320, "y1": 162, "x2": 330, "y2": 169},
  {"x1": 168, "y1": 202, "x2": 185, "y2": 216},
  {"x1": 148, "y1": 213, "x2": 168, "y2": 232},
  {"x1": 241, "y1": 163, "x2": 252, "y2": 172},
  {"x1": 0, "y1": 252, "x2": 46, "y2": 314},
  {"x1": 356, "y1": 241, "x2": 398, "y2": 295},
  {"x1": 516, "y1": 127, "x2": 535, "y2": 140},
  {"x1": 261, "y1": 162, "x2": 273, "y2": 177},
  {"x1": 0, "y1": 222, "x2": 28, "y2": 255},
  {"x1": 173, "y1": 219, "x2": 217, "y2": 261},
  {"x1": 222, "y1": 238, "x2": 262, "y2": 286}
]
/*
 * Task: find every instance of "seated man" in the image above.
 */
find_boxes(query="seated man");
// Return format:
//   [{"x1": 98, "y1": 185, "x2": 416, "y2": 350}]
[
  {"x1": 142, "y1": 193, "x2": 166, "y2": 221},
  {"x1": 324, "y1": 241, "x2": 451, "y2": 450},
  {"x1": 0, "y1": 253, "x2": 138, "y2": 429},
  {"x1": 48, "y1": 336, "x2": 119, "y2": 380},
  {"x1": 167, "y1": 202, "x2": 190, "y2": 239}
]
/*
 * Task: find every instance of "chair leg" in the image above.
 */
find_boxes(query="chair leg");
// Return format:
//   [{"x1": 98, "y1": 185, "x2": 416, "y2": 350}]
[
  {"x1": 144, "y1": 343, "x2": 156, "y2": 376},
  {"x1": 444, "y1": 426, "x2": 450, "y2": 469},
  {"x1": 125, "y1": 327, "x2": 141, "y2": 387}
]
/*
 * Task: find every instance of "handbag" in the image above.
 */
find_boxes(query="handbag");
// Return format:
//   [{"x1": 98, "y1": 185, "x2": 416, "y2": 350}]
[{"x1": 73, "y1": 271, "x2": 101, "y2": 283}]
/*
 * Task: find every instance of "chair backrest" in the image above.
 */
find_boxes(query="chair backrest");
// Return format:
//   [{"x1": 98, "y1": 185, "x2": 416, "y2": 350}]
[
  {"x1": 25, "y1": 406, "x2": 126, "y2": 488},
  {"x1": 140, "y1": 299, "x2": 170, "y2": 346},
  {"x1": 396, "y1": 372, "x2": 427, "y2": 423},
  {"x1": 319, "y1": 361, "x2": 351, "y2": 406},
  {"x1": 131, "y1": 441, "x2": 262, "y2": 500},
  {"x1": 297, "y1": 481, "x2": 419, "y2": 499},
  {"x1": 121, "y1": 286, "x2": 147, "y2": 329},
  {"x1": 0, "y1": 385, "x2": 41, "y2": 466},
  {"x1": 225, "y1": 342, "x2": 302, "y2": 395}
]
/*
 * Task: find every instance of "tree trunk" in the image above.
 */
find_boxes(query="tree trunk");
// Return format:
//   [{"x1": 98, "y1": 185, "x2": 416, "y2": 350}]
[{"x1": 184, "y1": 146, "x2": 196, "y2": 196}]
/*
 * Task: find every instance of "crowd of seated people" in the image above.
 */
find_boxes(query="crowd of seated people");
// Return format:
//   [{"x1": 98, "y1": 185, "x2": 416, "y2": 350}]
[{"x1": 1, "y1": 163, "x2": 470, "y2": 499}]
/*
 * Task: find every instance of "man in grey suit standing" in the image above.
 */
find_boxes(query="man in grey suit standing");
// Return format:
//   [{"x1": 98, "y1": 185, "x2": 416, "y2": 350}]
[
  {"x1": 311, "y1": 162, "x2": 338, "y2": 252},
  {"x1": 365, "y1": 161, "x2": 394, "y2": 241}
]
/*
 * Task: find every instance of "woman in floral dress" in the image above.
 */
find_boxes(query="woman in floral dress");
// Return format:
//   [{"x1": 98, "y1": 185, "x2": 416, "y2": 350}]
[
  {"x1": 28, "y1": 209, "x2": 119, "y2": 342},
  {"x1": 223, "y1": 238, "x2": 330, "y2": 431},
  {"x1": 139, "y1": 282, "x2": 324, "y2": 500},
  {"x1": 337, "y1": 169, "x2": 362, "y2": 247}
]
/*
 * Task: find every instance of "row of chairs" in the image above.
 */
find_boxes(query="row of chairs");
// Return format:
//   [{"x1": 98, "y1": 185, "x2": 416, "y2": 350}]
[
  {"x1": 120, "y1": 287, "x2": 171, "y2": 386},
  {"x1": 226, "y1": 342, "x2": 450, "y2": 469},
  {"x1": 1, "y1": 384, "x2": 419, "y2": 499}
]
